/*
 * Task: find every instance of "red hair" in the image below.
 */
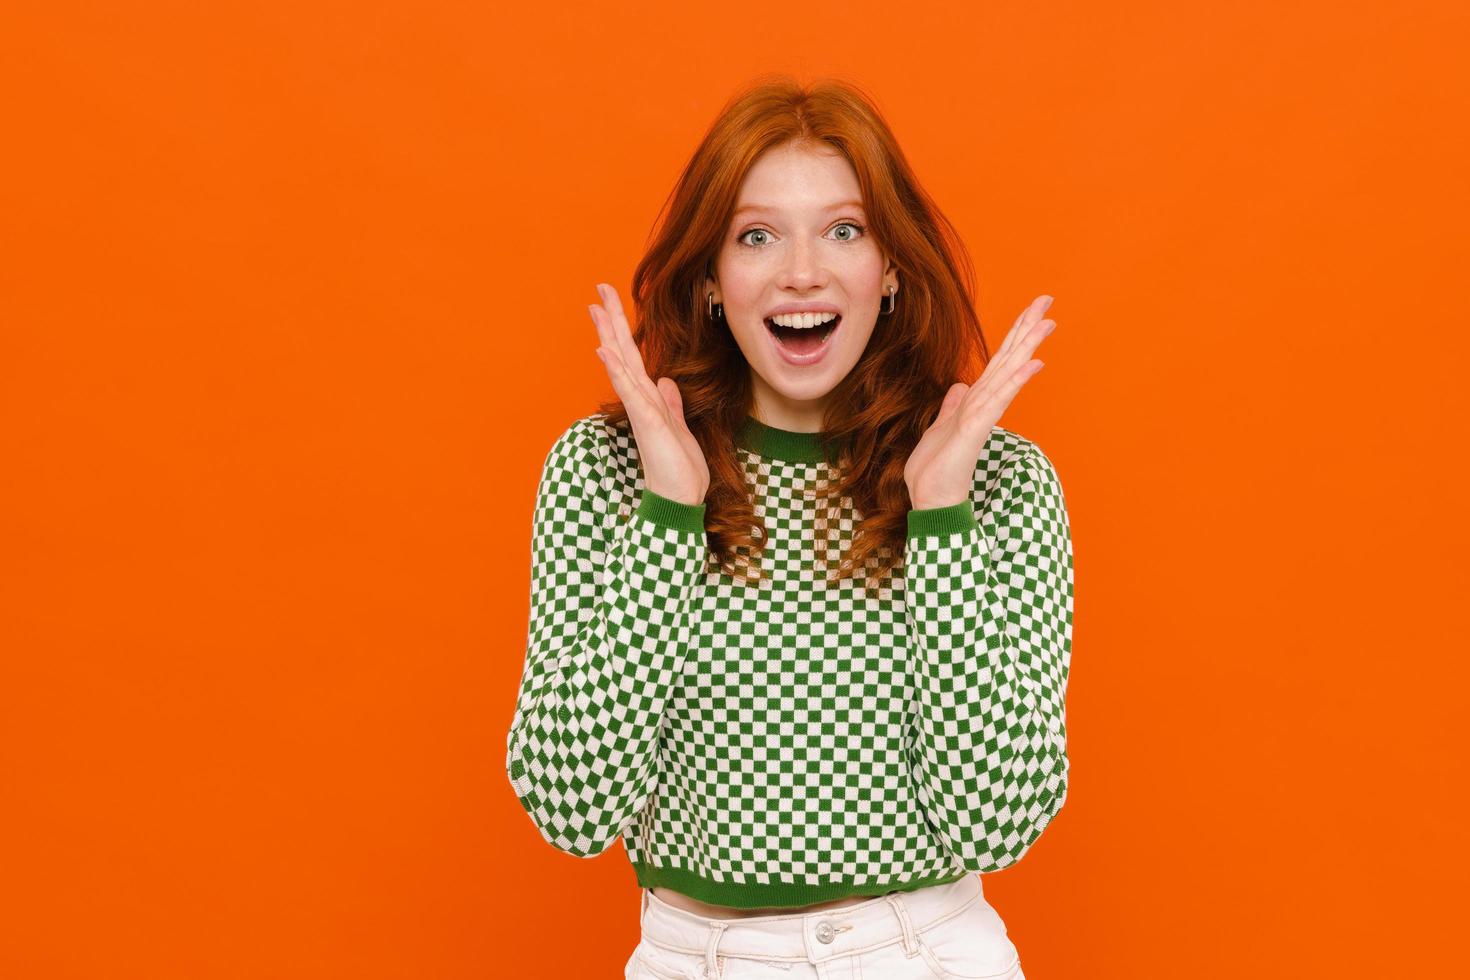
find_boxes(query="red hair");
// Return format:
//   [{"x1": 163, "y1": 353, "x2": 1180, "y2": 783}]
[{"x1": 596, "y1": 74, "x2": 993, "y2": 594}]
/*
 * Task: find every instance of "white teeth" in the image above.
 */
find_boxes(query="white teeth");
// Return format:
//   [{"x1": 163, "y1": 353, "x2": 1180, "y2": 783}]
[{"x1": 769, "y1": 311, "x2": 838, "y2": 329}]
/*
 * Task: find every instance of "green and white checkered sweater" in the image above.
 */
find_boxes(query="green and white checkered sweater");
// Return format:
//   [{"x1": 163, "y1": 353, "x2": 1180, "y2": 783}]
[{"x1": 507, "y1": 412, "x2": 1072, "y2": 909}]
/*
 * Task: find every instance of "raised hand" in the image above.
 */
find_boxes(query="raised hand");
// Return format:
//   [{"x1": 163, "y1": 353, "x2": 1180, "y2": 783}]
[
  {"x1": 589, "y1": 282, "x2": 711, "y2": 508},
  {"x1": 904, "y1": 295, "x2": 1058, "y2": 511}
]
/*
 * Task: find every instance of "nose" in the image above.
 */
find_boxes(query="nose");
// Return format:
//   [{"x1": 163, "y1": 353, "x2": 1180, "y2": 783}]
[{"x1": 778, "y1": 236, "x2": 827, "y2": 290}]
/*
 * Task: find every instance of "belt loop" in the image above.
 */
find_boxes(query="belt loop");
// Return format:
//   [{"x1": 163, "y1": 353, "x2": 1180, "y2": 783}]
[
  {"x1": 703, "y1": 920, "x2": 728, "y2": 978},
  {"x1": 883, "y1": 893, "x2": 921, "y2": 957}
]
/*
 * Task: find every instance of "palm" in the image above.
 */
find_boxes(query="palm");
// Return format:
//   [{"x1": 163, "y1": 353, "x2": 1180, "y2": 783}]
[
  {"x1": 905, "y1": 296, "x2": 1057, "y2": 510},
  {"x1": 590, "y1": 283, "x2": 710, "y2": 507}
]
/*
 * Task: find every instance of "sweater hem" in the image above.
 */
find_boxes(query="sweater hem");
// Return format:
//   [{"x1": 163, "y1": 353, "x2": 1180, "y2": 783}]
[{"x1": 628, "y1": 861, "x2": 971, "y2": 909}]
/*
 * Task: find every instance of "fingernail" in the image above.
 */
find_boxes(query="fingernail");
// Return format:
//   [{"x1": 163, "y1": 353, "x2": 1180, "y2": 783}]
[{"x1": 1039, "y1": 296, "x2": 1053, "y2": 312}]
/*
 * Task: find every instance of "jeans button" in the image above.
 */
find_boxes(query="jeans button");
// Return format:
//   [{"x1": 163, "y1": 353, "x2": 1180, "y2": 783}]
[{"x1": 815, "y1": 921, "x2": 835, "y2": 944}]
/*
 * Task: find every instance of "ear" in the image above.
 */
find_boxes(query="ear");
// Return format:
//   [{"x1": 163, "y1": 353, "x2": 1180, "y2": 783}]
[{"x1": 703, "y1": 263, "x2": 719, "y2": 304}]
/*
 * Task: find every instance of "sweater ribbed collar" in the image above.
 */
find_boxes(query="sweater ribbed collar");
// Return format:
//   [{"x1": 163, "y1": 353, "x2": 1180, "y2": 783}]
[{"x1": 734, "y1": 415, "x2": 841, "y2": 464}]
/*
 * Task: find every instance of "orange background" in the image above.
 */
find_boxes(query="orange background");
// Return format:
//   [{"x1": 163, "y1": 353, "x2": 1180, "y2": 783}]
[{"x1": 2, "y1": 1, "x2": 1466, "y2": 977}]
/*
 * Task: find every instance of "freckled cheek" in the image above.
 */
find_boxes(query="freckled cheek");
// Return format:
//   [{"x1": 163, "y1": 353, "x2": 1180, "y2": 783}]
[{"x1": 717, "y1": 276, "x2": 766, "y2": 318}]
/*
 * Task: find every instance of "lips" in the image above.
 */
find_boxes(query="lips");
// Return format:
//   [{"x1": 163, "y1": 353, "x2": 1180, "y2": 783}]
[
  {"x1": 764, "y1": 314, "x2": 841, "y2": 365},
  {"x1": 765, "y1": 303, "x2": 843, "y2": 318}
]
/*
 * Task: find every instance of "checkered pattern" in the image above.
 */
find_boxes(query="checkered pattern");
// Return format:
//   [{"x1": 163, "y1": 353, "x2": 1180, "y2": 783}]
[
  {"x1": 905, "y1": 443, "x2": 1072, "y2": 872},
  {"x1": 507, "y1": 413, "x2": 1073, "y2": 905},
  {"x1": 506, "y1": 417, "x2": 707, "y2": 858}
]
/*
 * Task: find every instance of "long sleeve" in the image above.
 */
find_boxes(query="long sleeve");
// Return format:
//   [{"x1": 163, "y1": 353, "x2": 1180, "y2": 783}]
[
  {"x1": 506, "y1": 418, "x2": 709, "y2": 858},
  {"x1": 903, "y1": 444, "x2": 1073, "y2": 872}
]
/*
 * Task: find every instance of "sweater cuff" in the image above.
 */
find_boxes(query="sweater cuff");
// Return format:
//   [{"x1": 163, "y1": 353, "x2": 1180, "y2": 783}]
[
  {"x1": 635, "y1": 488, "x2": 707, "y2": 534},
  {"x1": 906, "y1": 501, "x2": 979, "y2": 538}
]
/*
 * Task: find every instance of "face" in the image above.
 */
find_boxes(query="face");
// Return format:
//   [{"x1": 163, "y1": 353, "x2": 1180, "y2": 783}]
[{"x1": 706, "y1": 141, "x2": 898, "y2": 430}]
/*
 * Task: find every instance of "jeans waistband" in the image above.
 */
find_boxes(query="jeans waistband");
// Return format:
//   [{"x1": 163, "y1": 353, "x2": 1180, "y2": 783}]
[{"x1": 637, "y1": 874, "x2": 982, "y2": 969}]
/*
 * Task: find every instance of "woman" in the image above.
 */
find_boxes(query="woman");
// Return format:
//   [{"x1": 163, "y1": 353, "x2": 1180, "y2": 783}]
[{"x1": 507, "y1": 76, "x2": 1070, "y2": 980}]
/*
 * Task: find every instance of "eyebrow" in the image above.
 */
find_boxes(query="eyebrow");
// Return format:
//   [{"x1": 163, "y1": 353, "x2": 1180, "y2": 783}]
[{"x1": 732, "y1": 200, "x2": 865, "y2": 218}]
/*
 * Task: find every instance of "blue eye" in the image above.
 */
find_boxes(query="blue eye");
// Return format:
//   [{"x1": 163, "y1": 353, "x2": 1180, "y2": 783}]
[{"x1": 737, "y1": 221, "x2": 866, "y2": 248}]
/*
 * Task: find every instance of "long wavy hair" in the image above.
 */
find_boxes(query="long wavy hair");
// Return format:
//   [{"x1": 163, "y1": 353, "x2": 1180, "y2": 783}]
[{"x1": 596, "y1": 74, "x2": 992, "y2": 596}]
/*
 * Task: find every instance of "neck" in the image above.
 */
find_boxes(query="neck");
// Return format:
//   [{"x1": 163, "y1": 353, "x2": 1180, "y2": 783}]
[{"x1": 750, "y1": 384, "x2": 828, "y2": 434}]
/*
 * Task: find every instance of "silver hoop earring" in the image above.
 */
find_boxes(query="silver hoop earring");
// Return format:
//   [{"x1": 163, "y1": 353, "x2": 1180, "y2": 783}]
[
  {"x1": 880, "y1": 284, "x2": 897, "y2": 315},
  {"x1": 707, "y1": 291, "x2": 723, "y2": 321}
]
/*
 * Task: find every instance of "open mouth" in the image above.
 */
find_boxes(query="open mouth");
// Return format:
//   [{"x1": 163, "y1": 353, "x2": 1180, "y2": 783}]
[{"x1": 764, "y1": 314, "x2": 841, "y2": 355}]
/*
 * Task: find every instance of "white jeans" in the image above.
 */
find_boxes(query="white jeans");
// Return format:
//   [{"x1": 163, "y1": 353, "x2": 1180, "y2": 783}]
[{"x1": 625, "y1": 873, "x2": 1026, "y2": 980}]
